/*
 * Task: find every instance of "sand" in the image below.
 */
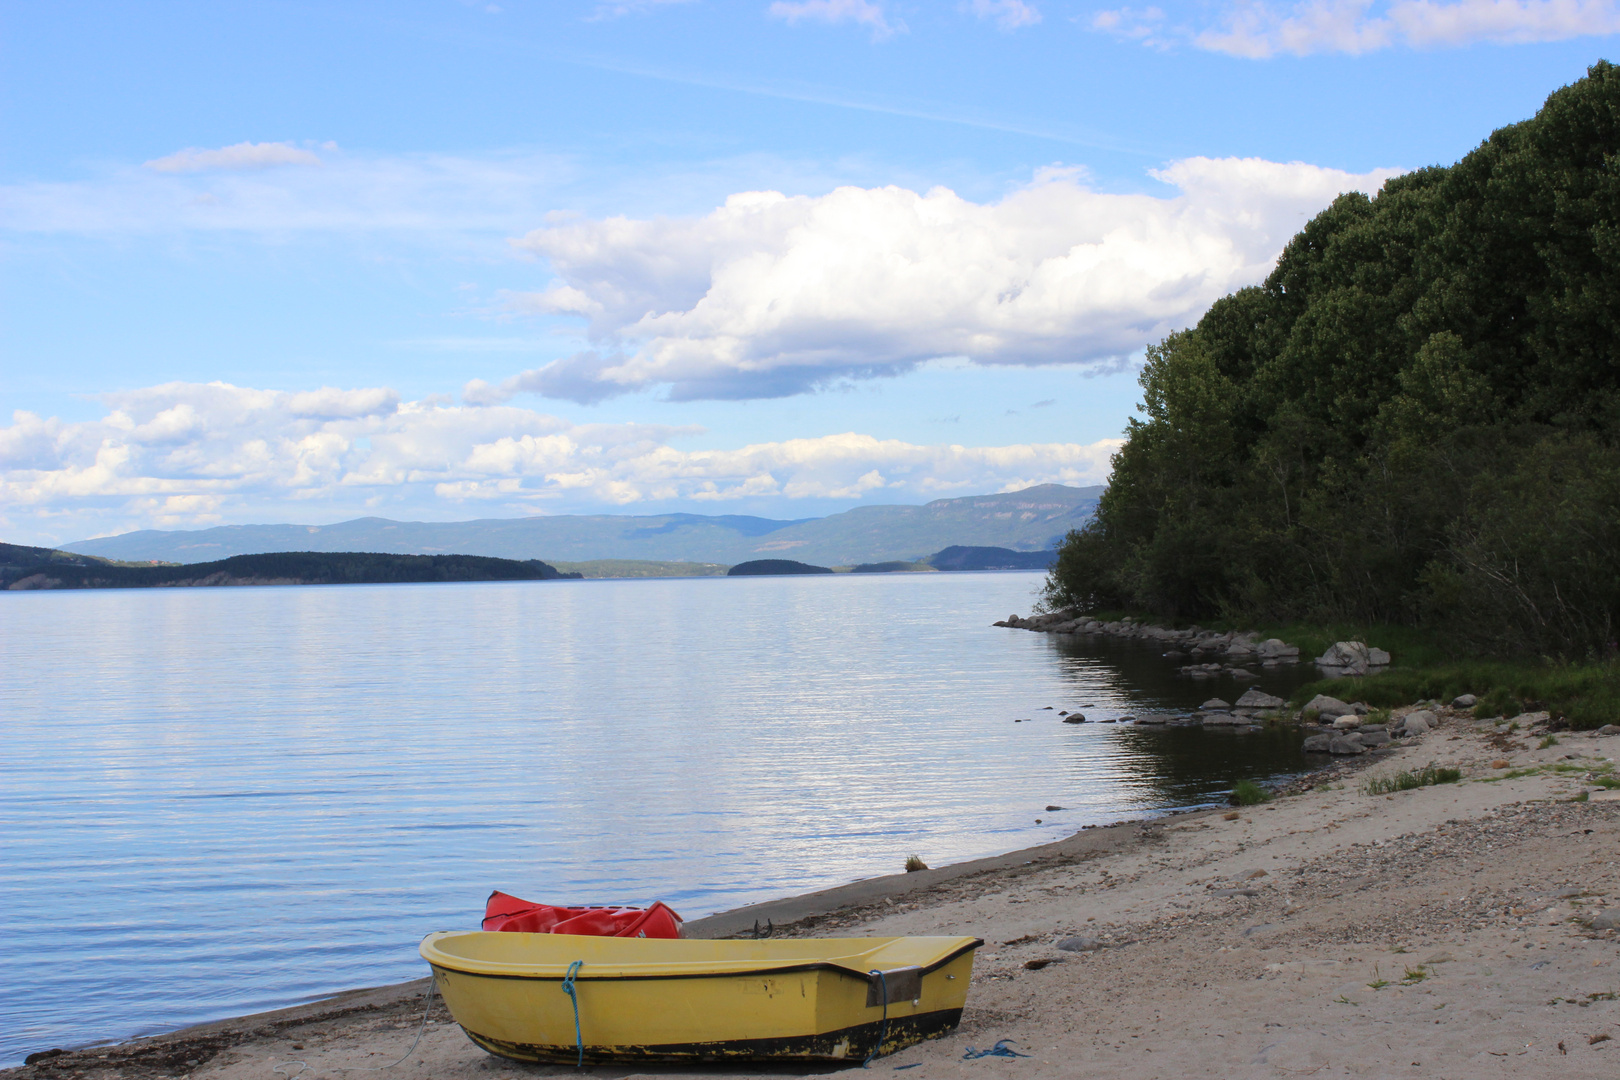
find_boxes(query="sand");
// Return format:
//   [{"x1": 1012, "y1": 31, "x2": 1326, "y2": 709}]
[{"x1": 10, "y1": 710, "x2": 1620, "y2": 1080}]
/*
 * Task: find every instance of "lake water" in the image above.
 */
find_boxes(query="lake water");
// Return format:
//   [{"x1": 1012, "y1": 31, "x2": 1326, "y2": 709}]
[{"x1": 0, "y1": 572, "x2": 1320, "y2": 1066}]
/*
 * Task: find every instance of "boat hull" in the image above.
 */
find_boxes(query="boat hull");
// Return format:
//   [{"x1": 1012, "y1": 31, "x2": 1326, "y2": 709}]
[{"x1": 421, "y1": 931, "x2": 980, "y2": 1064}]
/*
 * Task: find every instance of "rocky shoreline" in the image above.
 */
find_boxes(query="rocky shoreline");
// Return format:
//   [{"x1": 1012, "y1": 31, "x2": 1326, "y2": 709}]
[{"x1": 990, "y1": 608, "x2": 1617, "y2": 758}]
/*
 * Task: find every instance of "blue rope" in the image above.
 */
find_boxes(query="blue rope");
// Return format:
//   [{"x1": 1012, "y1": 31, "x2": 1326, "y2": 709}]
[
  {"x1": 863, "y1": 970, "x2": 889, "y2": 1067},
  {"x1": 962, "y1": 1039, "x2": 1030, "y2": 1059},
  {"x1": 560, "y1": 960, "x2": 584, "y2": 1067}
]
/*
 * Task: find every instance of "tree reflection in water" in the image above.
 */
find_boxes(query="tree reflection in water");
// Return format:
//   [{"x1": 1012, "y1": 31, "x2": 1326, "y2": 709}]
[{"x1": 1040, "y1": 630, "x2": 1328, "y2": 810}]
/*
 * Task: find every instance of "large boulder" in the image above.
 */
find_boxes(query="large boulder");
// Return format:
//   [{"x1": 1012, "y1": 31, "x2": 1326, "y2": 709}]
[
  {"x1": 1200, "y1": 698, "x2": 1232, "y2": 710},
  {"x1": 1303, "y1": 694, "x2": 1355, "y2": 719},
  {"x1": 1328, "y1": 735, "x2": 1368, "y2": 755},
  {"x1": 1235, "y1": 689, "x2": 1287, "y2": 710},
  {"x1": 1302, "y1": 733, "x2": 1333, "y2": 753},
  {"x1": 1315, "y1": 641, "x2": 1392, "y2": 675}
]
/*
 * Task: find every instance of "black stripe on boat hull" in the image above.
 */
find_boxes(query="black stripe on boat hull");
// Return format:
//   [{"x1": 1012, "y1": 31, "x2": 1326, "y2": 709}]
[{"x1": 461, "y1": 1008, "x2": 965, "y2": 1065}]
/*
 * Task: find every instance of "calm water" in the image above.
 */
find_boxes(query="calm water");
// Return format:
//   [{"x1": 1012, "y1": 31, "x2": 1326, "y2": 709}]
[{"x1": 0, "y1": 572, "x2": 1317, "y2": 1065}]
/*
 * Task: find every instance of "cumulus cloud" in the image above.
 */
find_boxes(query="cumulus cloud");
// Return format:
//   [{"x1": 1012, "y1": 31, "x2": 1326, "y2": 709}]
[
  {"x1": 768, "y1": 0, "x2": 905, "y2": 39},
  {"x1": 144, "y1": 141, "x2": 325, "y2": 173},
  {"x1": 0, "y1": 381, "x2": 1119, "y2": 541},
  {"x1": 493, "y1": 158, "x2": 1397, "y2": 403},
  {"x1": 1097, "y1": 0, "x2": 1620, "y2": 56},
  {"x1": 968, "y1": 0, "x2": 1043, "y2": 29}
]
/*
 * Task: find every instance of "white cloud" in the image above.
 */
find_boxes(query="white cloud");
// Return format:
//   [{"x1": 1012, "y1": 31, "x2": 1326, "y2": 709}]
[
  {"x1": 1100, "y1": 0, "x2": 1620, "y2": 56},
  {"x1": 0, "y1": 381, "x2": 1119, "y2": 542},
  {"x1": 768, "y1": 0, "x2": 905, "y2": 39},
  {"x1": 493, "y1": 157, "x2": 1397, "y2": 403},
  {"x1": 968, "y1": 0, "x2": 1043, "y2": 29},
  {"x1": 144, "y1": 141, "x2": 325, "y2": 173}
]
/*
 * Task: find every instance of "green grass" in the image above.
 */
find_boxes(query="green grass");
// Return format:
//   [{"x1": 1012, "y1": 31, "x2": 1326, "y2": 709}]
[
  {"x1": 1295, "y1": 660, "x2": 1620, "y2": 730},
  {"x1": 1364, "y1": 766, "x2": 1462, "y2": 795},
  {"x1": 1058, "y1": 606, "x2": 1620, "y2": 730},
  {"x1": 904, "y1": 854, "x2": 929, "y2": 873},
  {"x1": 1230, "y1": 779, "x2": 1273, "y2": 805}
]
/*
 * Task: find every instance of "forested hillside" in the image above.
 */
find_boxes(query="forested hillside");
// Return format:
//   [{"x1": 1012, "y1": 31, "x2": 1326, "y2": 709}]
[{"x1": 1046, "y1": 63, "x2": 1620, "y2": 661}]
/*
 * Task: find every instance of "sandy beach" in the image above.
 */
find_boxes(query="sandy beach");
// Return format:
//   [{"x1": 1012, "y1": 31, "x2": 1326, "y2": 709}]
[{"x1": 10, "y1": 708, "x2": 1620, "y2": 1080}]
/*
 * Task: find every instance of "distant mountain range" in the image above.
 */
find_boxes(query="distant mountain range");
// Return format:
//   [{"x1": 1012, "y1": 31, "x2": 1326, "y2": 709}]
[{"x1": 61, "y1": 484, "x2": 1102, "y2": 567}]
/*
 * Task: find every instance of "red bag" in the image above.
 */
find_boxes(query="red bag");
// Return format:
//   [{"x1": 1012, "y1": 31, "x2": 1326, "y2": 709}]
[{"x1": 482, "y1": 890, "x2": 683, "y2": 938}]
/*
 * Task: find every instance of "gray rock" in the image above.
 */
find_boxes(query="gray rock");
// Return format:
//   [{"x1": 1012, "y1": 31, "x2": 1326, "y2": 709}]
[
  {"x1": 1452, "y1": 694, "x2": 1477, "y2": 708},
  {"x1": 1228, "y1": 668, "x2": 1256, "y2": 679},
  {"x1": 1055, "y1": 935, "x2": 1106, "y2": 953},
  {"x1": 1200, "y1": 698, "x2": 1232, "y2": 710},
  {"x1": 1317, "y1": 640, "x2": 1370, "y2": 668},
  {"x1": 1357, "y1": 728, "x2": 1391, "y2": 746},
  {"x1": 1315, "y1": 641, "x2": 1389, "y2": 676},
  {"x1": 1063, "y1": 713, "x2": 1087, "y2": 724},
  {"x1": 1587, "y1": 909, "x2": 1620, "y2": 931},
  {"x1": 1303, "y1": 694, "x2": 1355, "y2": 719},
  {"x1": 1235, "y1": 689, "x2": 1288, "y2": 710},
  {"x1": 1328, "y1": 735, "x2": 1367, "y2": 755},
  {"x1": 1133, "y1": 714, "x2": 1171, "y2": 725},
  {"x1": 1331, "y1": 715, "x2": 1363, "y2": 730},
  {"x1": 1401, "y1": 710, "x2": 1436, "y2": 735},
  {"x1": 1302, "y1": 733, "x2": 1333, "y2": 753},
  {"x1": 1255, "y1": 638, "x2": 1300, "y2": 660},
  {"x1": 1598, "y1": 725, "x2": 1620, "y2": 736}
]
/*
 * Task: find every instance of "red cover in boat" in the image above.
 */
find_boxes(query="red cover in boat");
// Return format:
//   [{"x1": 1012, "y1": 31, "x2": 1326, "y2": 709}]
[{"x1": 482, "y1": 890, "x2": 683, "y2": 938}]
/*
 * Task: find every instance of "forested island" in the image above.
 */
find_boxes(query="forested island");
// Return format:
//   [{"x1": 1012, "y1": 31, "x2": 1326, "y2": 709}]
[
  {"x1": 1046, "y1": 62, "x2": 1620, "y2": 666},
  {"x1": 1, "y1": 545, "x2": 580, "y2": 590}
]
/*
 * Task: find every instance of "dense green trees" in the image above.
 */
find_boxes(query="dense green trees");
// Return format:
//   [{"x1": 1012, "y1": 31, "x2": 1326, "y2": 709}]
[{"x1": 1045, "y1": 63, "x2": 1620, "y2": 660}]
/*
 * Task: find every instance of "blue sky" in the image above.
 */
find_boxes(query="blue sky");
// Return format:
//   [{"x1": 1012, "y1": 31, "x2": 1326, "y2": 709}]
[{"x1": 2, "y1": 0, "x2": 1615, "y2": 544}]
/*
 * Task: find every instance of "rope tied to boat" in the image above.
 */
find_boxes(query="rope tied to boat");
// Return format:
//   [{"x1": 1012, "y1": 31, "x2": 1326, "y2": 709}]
[
  {"x1": 561, "y1": 960, "x2": 585, "y2": 1067},
  {"x1": 862, "y1": 969, "x2": 889, "y2": 1067}
]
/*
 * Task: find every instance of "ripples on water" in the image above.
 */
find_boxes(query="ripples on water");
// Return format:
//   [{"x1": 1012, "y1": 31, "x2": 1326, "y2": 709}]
[{"x1": 0, "y1": 572, "x2": 1318, "y2": 1064}]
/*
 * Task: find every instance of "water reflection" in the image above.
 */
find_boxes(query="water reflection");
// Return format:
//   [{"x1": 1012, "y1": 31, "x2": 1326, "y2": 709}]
[{"x1": 1, "y1": 574, "x2": 1320, "y2": 1066}]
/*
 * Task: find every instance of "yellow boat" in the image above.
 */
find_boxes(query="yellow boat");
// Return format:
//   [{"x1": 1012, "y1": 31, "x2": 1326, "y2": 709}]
[{"x1": 419, "y1": 930, "x2": 982, "y2": 1064}]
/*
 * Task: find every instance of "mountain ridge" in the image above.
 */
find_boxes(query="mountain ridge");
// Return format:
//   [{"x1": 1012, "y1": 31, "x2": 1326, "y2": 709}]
[{"x1": 61, "y1": 484, "x2": 1102, "y2": 566}]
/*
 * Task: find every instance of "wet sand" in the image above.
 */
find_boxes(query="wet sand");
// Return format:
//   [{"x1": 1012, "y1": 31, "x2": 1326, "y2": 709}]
[{"x1": 10, "y1": 710, "x2": 1620, "y2": 1080}]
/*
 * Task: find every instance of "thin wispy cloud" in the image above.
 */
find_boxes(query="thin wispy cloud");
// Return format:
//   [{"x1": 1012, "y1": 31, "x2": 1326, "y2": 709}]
[
  {"x1": 487, "y1": 157, "x2": 1398, "y2": 403},
  {"x1": 587, "y1": 0, "x2": 697, "y2": 21},
  {"x1": 144, "y1": 141, "x2": 327, "y2": 173},
  {"x1": 768, "y1": 0, "x2": 906, "y2": 40},
  {"x1": 0, "y1": 381, "x2": 1119, "y2": 541},
  {"x1": 1096, "y1": 0, "x2": 1620, "y2": 56},
  {"x1": 967, "y1": 0, "x2": 1044, "y2": 30},
  {"x1": 1, "y1": 150, "x2": 574, "y2": 235}
]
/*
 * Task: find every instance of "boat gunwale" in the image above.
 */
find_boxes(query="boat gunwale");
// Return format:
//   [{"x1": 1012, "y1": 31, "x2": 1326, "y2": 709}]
[{"x1": 420, "y1": 933, "x2": 983, "y2": 984}]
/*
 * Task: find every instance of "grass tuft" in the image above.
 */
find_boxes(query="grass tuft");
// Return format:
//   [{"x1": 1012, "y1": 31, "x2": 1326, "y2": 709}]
[
  {"x1": 1364, "y1": 765, "x2": 1463, "y2": 795},
  {"x1": 904, "y1": 854, "x2": 929, "y2": 873},
  {"x1": 1230, "y1": 779, "x2": 1273, "y2": 806}
]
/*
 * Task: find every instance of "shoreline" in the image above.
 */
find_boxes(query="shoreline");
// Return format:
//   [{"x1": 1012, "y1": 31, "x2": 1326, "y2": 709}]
[
  {"x1": 0, "y1": 741, "x2": 1419, "y2": 1078},
  {"x1": 10, "y1": 707, "x2": 1619, "y2": 1077}
]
